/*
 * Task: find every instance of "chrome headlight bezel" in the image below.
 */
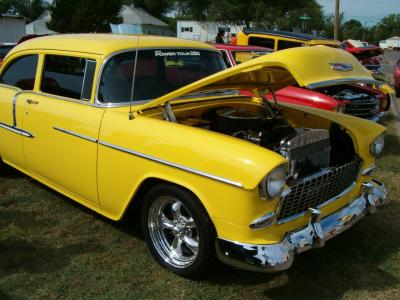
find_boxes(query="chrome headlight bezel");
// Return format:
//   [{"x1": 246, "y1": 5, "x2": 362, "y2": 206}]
[
  {"x1": 370, "y1": 134, "x2": 385, "y2": 156},
  {"x1": 259, "y1": 164, "x2": 287, "y2": 200}
]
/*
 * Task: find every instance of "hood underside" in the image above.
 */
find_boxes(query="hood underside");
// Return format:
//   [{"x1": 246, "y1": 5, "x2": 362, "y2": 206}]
[{"x1": 136, "y1": 46, "x2": 378, "y2": 111}]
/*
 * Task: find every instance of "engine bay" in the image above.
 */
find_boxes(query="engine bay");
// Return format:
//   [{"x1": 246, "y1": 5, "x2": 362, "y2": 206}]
[{"x1": 176, "y1": 103, "x2": 355, "y2": 184}]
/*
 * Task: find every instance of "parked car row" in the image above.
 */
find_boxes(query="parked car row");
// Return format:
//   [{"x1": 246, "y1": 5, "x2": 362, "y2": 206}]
[{"x1": 0, "y1": 34, "x2": 390, "y2": 278}]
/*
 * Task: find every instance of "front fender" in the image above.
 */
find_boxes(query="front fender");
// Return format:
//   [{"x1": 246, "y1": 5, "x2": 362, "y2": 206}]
[{"x1": 278, "y1": 102, "x2": 386, "y2": 163}]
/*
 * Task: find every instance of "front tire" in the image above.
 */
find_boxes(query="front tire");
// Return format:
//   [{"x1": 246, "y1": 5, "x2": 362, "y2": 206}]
[{"x1": 141, "y1": 184, "x2": 215, "y2": 278}]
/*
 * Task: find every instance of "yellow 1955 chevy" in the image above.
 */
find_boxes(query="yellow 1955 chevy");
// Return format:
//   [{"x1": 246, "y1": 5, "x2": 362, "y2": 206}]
[{"x1": 0, "y1": 34, "x2": 389, "y2": 277}]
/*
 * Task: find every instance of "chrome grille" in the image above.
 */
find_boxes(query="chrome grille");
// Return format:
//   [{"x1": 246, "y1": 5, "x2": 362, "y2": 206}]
[
  {"x1": 344, "y1": 98, "x2": 378, "y2": 119},
  {"x1": 278, "y1": 158, "x2": 361, "y2": 222}
]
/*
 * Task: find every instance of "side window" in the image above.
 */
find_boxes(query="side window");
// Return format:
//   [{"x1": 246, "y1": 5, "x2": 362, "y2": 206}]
[
  {"x1": 41, "y1": 55, "x2": 96, "y2": 100},
  {"x1": 0, "y1": 55, "x2": 38, "y2": 90},
  {"x1": 277, "y1": 40, "x2": 304, "y2": 50},
  {"x1": 248, "y1": 37, "x2": 275, "y2": 49},
  {"x1": 220, "y1": 50, "x2": 232, "y2": 67}
]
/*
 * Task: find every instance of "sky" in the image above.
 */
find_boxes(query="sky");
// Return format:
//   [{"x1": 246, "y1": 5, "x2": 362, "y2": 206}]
[{"x1": 317, "y1": 0, "x2": 400, "y2": 25}]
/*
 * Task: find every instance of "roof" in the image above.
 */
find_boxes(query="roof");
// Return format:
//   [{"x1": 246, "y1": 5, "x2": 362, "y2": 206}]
[
  {"x1": 0, "y1": 14, "x2": 24, "y2": 20},
  {"x1": 242, "y1": 28, "x2": 330, "y2": 41},
  {"x1": 121, "y1": 5, "x2": 168, "y2": 27},
  {"x1": 210, "y1": 43, "x2": 273, "y2": 51},
  {"x1": 25, "y1": 19, "x2": 57, "y2": 35},
  {"x1": 8, "y1": 34, "x2": 218, "y2": 57}
]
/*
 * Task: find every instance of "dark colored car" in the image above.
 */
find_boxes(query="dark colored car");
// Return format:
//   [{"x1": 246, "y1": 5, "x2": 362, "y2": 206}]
[{"x1": 0, "y1": 43, "x2": 16, "y2": 66}]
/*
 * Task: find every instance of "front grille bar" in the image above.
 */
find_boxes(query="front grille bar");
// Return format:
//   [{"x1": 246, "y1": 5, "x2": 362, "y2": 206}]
[{"x1": 277, "y1": 157, "x2": 362, "y2": 223}]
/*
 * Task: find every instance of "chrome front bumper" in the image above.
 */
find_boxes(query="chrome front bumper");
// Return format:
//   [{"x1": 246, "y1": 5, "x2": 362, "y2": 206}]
[{"x1": 216, "y1": 180, "x2": 389, "y2": 273}]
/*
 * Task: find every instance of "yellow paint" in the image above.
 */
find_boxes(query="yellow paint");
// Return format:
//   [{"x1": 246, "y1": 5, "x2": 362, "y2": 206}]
[
  {"x1": 237, "y1": 31, "x2": 340, "y2": 51},
  {"x1": 0, "y1": 34, "x2": 386, "y2": 246}
]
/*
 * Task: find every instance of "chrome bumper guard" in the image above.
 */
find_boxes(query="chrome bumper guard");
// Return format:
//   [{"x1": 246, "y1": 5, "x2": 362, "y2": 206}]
[{"x1": 216, "y1": 180, "x2": 389, "y2": 273}]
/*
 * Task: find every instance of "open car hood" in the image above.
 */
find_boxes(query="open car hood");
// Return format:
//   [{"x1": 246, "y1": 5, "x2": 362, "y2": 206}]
[{"x1": 136, "y1": 46, "x2": 379, "y2": 111}]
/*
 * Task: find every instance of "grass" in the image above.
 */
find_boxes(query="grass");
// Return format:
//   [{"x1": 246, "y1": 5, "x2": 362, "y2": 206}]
[{"x1": 1, "y1": 105, "x2": 400, "y2": 299}]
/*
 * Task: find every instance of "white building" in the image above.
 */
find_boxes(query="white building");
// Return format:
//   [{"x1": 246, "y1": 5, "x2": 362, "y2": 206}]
[
  {"x1": 177, "y1": 20, "x2": 245, "y2": 43},
  {"x1": 25, "y1": 10, "x2": 57, "y2": 35},
  {"x1": 379, "y1": 36, "x2": 400, "y2": 49},
  {"x1": 111, "y1": 5, "x2": 174, "y2": 36},
  {"x1": 0, "y1": 14, "x2": 25, "y2": 43}
]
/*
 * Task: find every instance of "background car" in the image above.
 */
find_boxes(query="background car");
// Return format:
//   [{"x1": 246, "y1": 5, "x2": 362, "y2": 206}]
[
  {"x1": 237, "y1": 28, "x2": 340, "y2": 50},
  {"x1": 342, "y1": 39, "x2": 383, "y2": 73},
  {"x1": 394, "y1": 59, "x2": 400, "y2": 97},
  {"x1": 211, "y1": 43, "x2": 273, "y2": 67}
]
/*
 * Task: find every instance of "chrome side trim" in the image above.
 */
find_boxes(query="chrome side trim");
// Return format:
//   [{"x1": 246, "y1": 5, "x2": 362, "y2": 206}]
[
  {"x1": 12, "y1": 91, "x2": 25, "y2": 127},
  {"x1": 306, "y1": 78, "x2": 381, "y2": 90},
  {"x1": 0, "y1": 122, "x2": 34, "y2": 138},
  {"x1": 53, "y1": 127, "x2": 98, "y2": 143},
  {"x1": 80, "y1": 59, "x2": 89, "y2": 100},
  {"x1": 29, "y1": 91, "x2": 95, "y2": 107},
  {"x1": 0, "y1": 83, "x2": 21, "y2": 92},
  {"x1": 277, "y1": 181, "x2": 357, "y2": 224},
  {"x1": 98, "y1": 140, "x2": 244, "y2": 188}
]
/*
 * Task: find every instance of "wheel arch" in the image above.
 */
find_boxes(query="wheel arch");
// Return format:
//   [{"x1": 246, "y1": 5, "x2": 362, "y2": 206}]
[{"x1": 120, "y1": 176, "x2": 216, "y2": 234}]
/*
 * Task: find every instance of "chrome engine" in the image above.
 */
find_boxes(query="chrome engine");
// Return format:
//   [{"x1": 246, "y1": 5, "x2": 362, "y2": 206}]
[
  {"x1": 279, "y1": 129, "x2": 331, "y2": 179},
  {"x1": 211, "y1": 108, "x2": 332, "y2": 180}
]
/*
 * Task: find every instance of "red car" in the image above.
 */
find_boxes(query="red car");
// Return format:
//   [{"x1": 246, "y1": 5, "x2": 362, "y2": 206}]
[
  {"x1": 211, "y1": 43, "x2": 273, "y2": 67},
  {"x1": 394, "y1": 59, "x2": 400, "y2": 97},
  {"x1": 212, "y1": 43, "x2": 388, "y2": 121},
  {"x1": 342, "y1": 40, "x2": 383, "y2": 73},
  {"x1": 273, "y1": 84, "x2": 387, "y2": 121}
]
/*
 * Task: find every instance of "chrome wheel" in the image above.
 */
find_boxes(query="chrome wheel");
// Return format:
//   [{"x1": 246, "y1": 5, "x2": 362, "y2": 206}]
[{"x1": 147, "y1": 196, "x2": 199, "y2": 268}]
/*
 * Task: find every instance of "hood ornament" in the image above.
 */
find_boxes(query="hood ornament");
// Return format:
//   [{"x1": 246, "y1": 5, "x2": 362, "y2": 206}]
[{"x1": 330, "y1": 63, "x2": 353, "y2": 72}]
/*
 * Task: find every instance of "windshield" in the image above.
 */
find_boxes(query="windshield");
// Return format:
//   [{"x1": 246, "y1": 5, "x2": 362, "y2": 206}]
[
  {"x1": 98, "y1": 48, "x2": 226, "y2": 103},
  {"x1": 231, "y1": 50, "x2": 271, "y2": 64}
]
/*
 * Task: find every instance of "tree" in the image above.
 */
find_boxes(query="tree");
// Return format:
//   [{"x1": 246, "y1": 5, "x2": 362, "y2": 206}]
[
  {"x1": 371, "y1": 14, "x2": 400, "y2": 43},
  {"x1": 0, "y1": 0, "x2": 47, "y2": 22},
  {"x1": 321, "y1": 12, "x2": 344, "y2": 39},
  {"x1": 48, "y1": 0, "x2": 123, "y2": 33},
  {"x1": 342, "y1": 19, "x2": 363, "y2": 40},
  {"x1": 175, "y1": 0, "x2": 324, "y2": 32}
]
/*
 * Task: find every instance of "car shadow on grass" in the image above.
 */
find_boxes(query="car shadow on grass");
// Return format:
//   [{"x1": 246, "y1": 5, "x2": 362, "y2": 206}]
[
  {"x1": 203, "y1": 203, "x2": 400, "y2": 299},
  {"x1": 0, "y1": 238, "x2": 104, "y2": 277},
  {"x1": 0, "y1": 162, "x2": 24, "y2": 179}
]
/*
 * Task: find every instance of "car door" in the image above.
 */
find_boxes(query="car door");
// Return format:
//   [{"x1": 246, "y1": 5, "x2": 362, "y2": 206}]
[
  {"x1": 0, "y1": 54, "x2": 38, "y2": 168},
  {"x1": 21, "y1": 53, "x2": 103, "y2": 205}
]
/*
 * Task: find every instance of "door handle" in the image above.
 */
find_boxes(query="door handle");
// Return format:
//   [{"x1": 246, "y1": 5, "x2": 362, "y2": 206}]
[{"x1": 27, "y1": 99, "x2": 39, "y2": 105}]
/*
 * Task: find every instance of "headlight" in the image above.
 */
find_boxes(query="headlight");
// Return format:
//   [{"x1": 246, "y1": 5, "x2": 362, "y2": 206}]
[
  {"x1": 370, "y1": 134, "x2": 385, "y2": 156},
  {"x1": 259, "y1": 164, "x2": 287, "y2": 199}
]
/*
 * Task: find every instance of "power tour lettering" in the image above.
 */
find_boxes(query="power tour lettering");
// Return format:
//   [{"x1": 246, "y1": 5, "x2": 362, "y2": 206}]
[{"x1": 154, "y1": 50, "x2": 201, "y2": 57}]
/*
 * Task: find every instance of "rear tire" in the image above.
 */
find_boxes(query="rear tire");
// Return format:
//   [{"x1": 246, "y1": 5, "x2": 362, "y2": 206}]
[{"x1": 141, "y1": 184, "x2": 215, "y2": 278}]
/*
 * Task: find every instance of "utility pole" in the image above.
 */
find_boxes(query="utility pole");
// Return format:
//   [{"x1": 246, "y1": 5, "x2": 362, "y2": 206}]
[{"x1": 334, "y1": 0, "x2": 340, "y2": 40}]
